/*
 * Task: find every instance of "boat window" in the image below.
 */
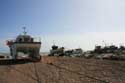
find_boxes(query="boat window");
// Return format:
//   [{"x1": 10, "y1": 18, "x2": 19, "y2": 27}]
[
  {"x1": 31, "y1": 38, "x2": 34, "y2": 42},
  {"x1": 24, "y1": 37, "x2": 30, "y2": 42},
  {"x1": 19, "y1": 38, "x2": 22, "y2": 42}
]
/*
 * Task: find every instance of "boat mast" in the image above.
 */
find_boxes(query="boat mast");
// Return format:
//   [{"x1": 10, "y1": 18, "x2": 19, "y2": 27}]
[{"x1": 23, "y1": 27, "x2": 27, "y2": 35}]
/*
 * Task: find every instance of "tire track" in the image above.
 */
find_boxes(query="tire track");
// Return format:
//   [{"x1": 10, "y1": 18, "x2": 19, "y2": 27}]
[{"x1": 48, "y1": 63, "x2": 110, "y2": 83}]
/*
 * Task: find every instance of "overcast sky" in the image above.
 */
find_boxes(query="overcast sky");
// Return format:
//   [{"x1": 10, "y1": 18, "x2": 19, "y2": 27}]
[{"x1": 0, "y1": 0, "x2": 125, "y2": 52}]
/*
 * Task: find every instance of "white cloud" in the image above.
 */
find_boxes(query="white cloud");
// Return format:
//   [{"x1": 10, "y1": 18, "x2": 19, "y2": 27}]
[
  {"x1": 0, "y1": 39, "x2": 9, "y2": 53},
  {"x1": 0, "y1": 32, "x2": 125, "y2": 52},
  {"x1": 41, "y1": 32, "x2": 125, "y2": 52}
]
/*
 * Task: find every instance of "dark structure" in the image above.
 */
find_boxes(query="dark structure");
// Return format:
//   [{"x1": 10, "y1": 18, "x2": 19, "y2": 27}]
[{"x1": 49, "y1": 45, "x2": 64, "y2": 56}]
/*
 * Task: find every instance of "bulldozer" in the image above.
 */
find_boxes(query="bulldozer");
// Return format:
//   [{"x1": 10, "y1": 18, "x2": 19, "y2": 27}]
[{"x1": 6, "y1": 27, "x2": 41, "y2": 61}]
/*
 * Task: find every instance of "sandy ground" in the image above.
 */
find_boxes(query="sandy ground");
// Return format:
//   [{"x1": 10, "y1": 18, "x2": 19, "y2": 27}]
[{"x1": 0, "y1": 56, "x2": 124, "y2": 83}]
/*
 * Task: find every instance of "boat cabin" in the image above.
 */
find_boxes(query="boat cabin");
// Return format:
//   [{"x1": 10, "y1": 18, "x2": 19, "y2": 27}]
[{"x1": 16, "y1": 35, "x2": 34, "y2": 43}]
